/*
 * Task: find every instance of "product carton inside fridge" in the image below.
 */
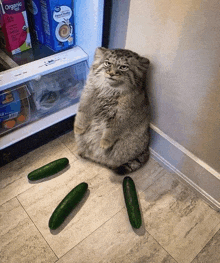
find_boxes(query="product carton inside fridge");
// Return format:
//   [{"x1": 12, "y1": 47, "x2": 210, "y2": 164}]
[
  {"x1": 0, "y1": 0, "x2": 32, "y2": 55},
  {"x1": 40, "y1": 0, "x2": 75, "y2": 52},
  {"x1": 26, "y1": 0, "x2": 45, "y2": 44}
]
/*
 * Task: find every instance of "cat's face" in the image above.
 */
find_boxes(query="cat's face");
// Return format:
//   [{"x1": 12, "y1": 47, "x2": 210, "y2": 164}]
[{"x1": 92, "y1": 48, "x2": 150, "y2": 87}]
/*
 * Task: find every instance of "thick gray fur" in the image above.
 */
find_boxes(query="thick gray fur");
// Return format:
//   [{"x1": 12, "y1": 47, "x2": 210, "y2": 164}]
[{"x1": 74, "y1": 47, "x2": 150, "y2": 174}]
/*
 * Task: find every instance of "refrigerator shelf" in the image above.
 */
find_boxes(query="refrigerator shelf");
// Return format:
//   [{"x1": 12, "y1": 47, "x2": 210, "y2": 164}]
[
  {"x1": 0, "y1": 46, "x2": 88, "y2": 91},
  {"x1": 0, "y1": 102, "x2": 79, "y2": 150},
  {"x1": 0, "y1": 59, "x2": 88, "y2": 140}
]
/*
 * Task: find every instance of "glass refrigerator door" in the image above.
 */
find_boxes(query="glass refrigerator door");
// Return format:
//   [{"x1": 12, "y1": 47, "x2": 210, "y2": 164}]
[
  {"x1": 0, "y1": 60, "x2": 88, "y2": 137},
  {"x1": 29, "y1": 60, "x2": 88, "y2": 119}
]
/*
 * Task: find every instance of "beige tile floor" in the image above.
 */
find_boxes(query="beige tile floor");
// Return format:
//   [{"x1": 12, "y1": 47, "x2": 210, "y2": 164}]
[{"x1": 1, "y1": 130, "x2": 220, "y2": 263}]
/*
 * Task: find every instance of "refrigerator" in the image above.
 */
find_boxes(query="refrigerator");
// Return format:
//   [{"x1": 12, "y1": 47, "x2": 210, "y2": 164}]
[{"x1": 0, "y1": 0, "x2": 105, "y2": 166}]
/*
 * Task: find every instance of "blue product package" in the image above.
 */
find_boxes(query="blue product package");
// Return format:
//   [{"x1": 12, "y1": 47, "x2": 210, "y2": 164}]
[
  {"x1": 40, "y1": 0, "x2": 74, "y2": 52},
  {"x1": 0, "y1": 90, "x2": 21, "y2": 123},
  {"x1": 26, "y1": 0, "x2": 45, "y2": 44}
]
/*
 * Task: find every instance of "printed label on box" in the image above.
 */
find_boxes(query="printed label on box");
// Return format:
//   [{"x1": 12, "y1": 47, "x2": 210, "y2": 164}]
[
  {"x1": 40, "y1": 0, "x2": 74, "y2": 52},
  {"x1": 0, "y1": 0, "x2": 32, "y2": 54}
]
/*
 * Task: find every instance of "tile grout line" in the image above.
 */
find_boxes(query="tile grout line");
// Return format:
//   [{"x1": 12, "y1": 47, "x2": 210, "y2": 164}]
[
  {"x1": 146, "y1": 229, "x2": 179, "y2": 263},
  {"x1": 16, "y1": 196, "x2": 59, "y2": 262},
  {"x1": 139, "y1": 171, "x2": 188, "y2": 263},
  {"x1": 0, "y1": 149, "x2": 78, "y2": 208},
  {"x1": 136, "y1": 168, "x2": 179, "y2": 262},
  {"x1": 0, "y1": 183, "x2": 35, "y2": 208},
  {"x1": 12, "y1": 161, "x2": 107, "y2": 261},
  {"x1": 140, "y1": 160, "x2": 220, "y2": 263},
  {"x1": 56, "y1": 207, "x2": 125, "y2": 262},
  {"x1": 0, "y1": 159, "x2": 75, "y2": 207},
  {"x1": 55, "y1": 162, "x2": 171, "y2": 262},
  {"x1": 57, "y1": 135, "x2": 79, "y2": 160},
  {"x1": 138, "y1": 159, "x2": 167, "y2": 193},
  {"x1": 189, "y1": 221, "x2": 220, "y2": 263},
  {"x1": 9, "y1": 156, "x2": 195, "y2": 263}
]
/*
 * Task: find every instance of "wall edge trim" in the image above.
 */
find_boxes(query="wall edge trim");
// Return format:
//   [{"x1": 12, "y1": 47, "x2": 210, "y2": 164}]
[
  {"x1": 150, "y1": 147, "x2": 220, "y2": 211},
  {"x1": 150, "y1": 123, "x2": 220, "y2": 180}
]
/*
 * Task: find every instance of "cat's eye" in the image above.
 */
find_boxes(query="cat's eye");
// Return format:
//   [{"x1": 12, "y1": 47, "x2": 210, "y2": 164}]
[
  {"x1": 104, "y1": 60, "x2": 111, "y2": 67},
  {"x1": 119, "y1": 65, "x2": 129, "y2": 71}
]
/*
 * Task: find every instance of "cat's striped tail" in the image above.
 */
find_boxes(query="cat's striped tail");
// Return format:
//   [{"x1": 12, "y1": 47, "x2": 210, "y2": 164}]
[{"x1": 114, "y1": 147, "x2": 150, "y2": 175}]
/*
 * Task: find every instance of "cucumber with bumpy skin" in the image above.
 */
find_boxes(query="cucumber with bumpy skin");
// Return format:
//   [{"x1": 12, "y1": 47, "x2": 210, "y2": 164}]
[
  {"x1": 123, "y1": 176, "x2": 142, "y2": 229},
  {"x1": 49, "y1": 182, "x2": 88, "y2": 230},
  {"x1": 27, "y1": 158, "x2": 69, "y2": 181}
]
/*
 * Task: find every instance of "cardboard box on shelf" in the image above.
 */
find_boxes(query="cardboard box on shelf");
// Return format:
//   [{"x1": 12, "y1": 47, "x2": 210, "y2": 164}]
[
  {"x1": 26, "y1": 0, "x2": 45, "y2": 44},
  {"x1": 0, "y1": 0, "x2": 32, "y2": 55},
  {"x1": 40, "y1": 0, "x2": 75, "y2": 52}
]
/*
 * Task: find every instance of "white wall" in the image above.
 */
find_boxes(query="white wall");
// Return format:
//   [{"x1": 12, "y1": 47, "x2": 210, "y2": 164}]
[{"x1": 124, "y1": 0, "x2": 220, "y2": 173}]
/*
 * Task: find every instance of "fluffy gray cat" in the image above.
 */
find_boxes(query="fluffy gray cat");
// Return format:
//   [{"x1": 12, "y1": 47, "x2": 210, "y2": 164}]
[{"x1": 74, "y1": 47, "x2": 150, "y2": 174}]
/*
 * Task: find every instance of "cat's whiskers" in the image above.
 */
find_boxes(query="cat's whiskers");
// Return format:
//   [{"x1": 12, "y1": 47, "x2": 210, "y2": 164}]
[{"x1": 92, "y1": 70, "x2": 106, "y2": 87}]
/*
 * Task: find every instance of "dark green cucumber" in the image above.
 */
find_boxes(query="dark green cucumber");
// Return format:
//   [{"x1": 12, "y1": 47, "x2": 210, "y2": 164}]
[
  {"x1": 49, "y1": 182, "x2": 88, "y2": 230},
  {"x1": 27, "y1": 158, "x2": 69, "y2": 181},
  {"x1": 123, "y1": 176, "x2": 142, "y2": 229}
]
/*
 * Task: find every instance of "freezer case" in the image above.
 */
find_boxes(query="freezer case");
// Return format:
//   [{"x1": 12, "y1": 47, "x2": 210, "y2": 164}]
[{"x1": 0, "y1": 46, "x2": 89, "y2": 149}]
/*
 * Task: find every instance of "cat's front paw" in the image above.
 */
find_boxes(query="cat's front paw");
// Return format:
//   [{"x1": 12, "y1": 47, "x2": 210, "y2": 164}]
[
  {"x1": 74, "y1": 111, "x2": 88, "y2": 135},
  {"x1": 100, "y1": 138, "x2": 113, "y2": 149},
  {"x1": 74, "y1": 125, "x2": 86, "y2": 135}
]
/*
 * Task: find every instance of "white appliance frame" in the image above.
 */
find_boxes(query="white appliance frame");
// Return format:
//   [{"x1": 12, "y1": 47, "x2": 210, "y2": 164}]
[{"x1": 0, "y1": 0, "x2": 104, "y2": 150}]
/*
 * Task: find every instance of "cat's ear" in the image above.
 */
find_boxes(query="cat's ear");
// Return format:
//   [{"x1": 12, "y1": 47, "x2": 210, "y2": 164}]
[
  {"x1": 138, "y1": 56, "x2": 150, "y2": 69},
  {"x1": 92, "y1": 47, "x2": 108, "y2": 70},
  {"x1": 94, "y1": 47, "x2": 108, "y2": 61}
]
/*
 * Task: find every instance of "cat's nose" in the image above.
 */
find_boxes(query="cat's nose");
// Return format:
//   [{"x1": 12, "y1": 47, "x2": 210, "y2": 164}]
[
  {"x1": 108, "y1": 71, "x2": 114, "y2": 76},
  {"x1": 107, "y1": 69, "x2": 119, "y2": 77}
]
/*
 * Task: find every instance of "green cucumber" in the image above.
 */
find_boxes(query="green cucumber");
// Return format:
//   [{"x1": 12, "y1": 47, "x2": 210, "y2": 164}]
[
  {"x1": 49, "y1": 182, "x2": 88, "y2": 230},
  {"x1": 27, "y1": 158, "x2": 69, "y2": 181},
  {"x1": 123, "y1": 176, "x2": 142, "y2": 229}
]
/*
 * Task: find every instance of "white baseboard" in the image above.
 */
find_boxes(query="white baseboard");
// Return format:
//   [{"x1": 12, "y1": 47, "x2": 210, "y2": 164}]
[{"x1": 149, "y1": 123, "x2": 220, "y2": 211}]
